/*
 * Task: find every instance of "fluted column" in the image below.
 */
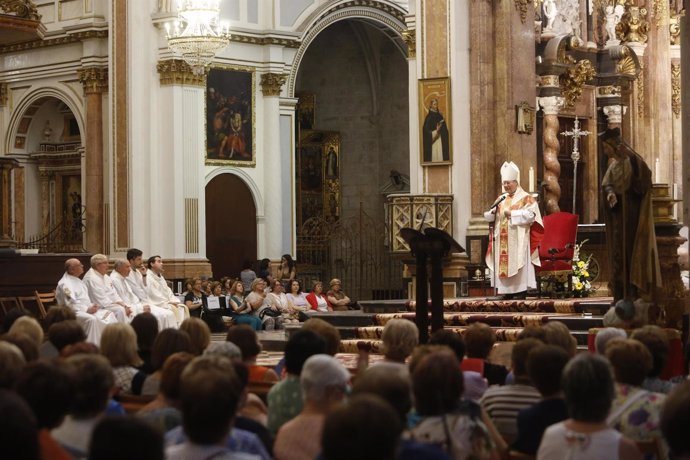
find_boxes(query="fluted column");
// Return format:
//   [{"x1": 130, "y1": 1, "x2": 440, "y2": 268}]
[
  {"x1": 78, "y1": 67, "x2": 108, "y2": 253},
  {"x1": 538, "y1": 95, "x2": 564, "y2": 214},
  {"x1": 260, "y1": 72, "x2": 287, "y2": 259}
]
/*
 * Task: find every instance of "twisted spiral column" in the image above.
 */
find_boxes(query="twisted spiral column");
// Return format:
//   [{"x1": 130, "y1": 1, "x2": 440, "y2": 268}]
[{"x1": 538, "y1": 96, "x2": 565, "y2": 214}]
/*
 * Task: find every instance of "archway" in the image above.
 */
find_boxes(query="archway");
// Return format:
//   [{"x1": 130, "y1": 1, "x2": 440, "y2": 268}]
[
  {"x1": 6, "y1": 95, "x2": 83, "y2": 248},
  {"x1": 205, "y1": 174, "x2": 257, "y2": 279},
  {"x1": 293, "y1": 18, "x2": 409, "y2": 298}
]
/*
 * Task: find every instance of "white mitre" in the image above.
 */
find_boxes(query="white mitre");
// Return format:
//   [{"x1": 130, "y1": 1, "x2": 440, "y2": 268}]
[{"x1": 500, "y1": 161, "x2": 520, "y2": 183}]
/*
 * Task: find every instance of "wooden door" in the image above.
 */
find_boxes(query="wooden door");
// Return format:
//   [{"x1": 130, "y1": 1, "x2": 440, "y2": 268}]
[{"x1": 205, "y1": 174, "x2": 256, "y2": 279}]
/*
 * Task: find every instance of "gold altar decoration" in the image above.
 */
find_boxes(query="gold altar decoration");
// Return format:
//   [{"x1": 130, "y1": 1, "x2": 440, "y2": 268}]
[
  {"x1": 559, "y1": 59, "x2": 596, "y2": 108},
  {"x1": 671, "y1": 63, "x2": 681, "y2": 117},
  {"x1": 616, "y1": 6, "x2": 649, "y2": 43}
]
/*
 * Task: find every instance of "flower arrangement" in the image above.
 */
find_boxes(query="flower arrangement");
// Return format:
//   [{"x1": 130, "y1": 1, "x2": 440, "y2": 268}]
[{"x1": 572, "y1": 239, "x2": 596, "y2": 296}]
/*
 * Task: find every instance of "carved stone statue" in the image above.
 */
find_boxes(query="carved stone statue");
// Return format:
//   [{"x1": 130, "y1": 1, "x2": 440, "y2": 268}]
[
  {"x1": 605, "y1": 4, "x2": 625, "y2": 47},
  {"x1": 543, "y1": 0, "x2": 558, "y2": 31}
]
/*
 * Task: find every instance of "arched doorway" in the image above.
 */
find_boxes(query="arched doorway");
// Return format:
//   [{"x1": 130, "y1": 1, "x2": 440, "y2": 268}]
[{"x1": 205, "y1": 174, "x2": 257, "y2": 279}]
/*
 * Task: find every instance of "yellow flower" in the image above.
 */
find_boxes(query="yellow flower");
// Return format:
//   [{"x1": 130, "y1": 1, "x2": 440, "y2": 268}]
[
  {"x1": 577, "y1": 260, "x2": 585, "y2": 269},
  {"x1": 581, "y1": 270, "x2": 589, "y2": 278},
  {"x1": 574, "y1": 282, "x2": 584, "y2": 290}
]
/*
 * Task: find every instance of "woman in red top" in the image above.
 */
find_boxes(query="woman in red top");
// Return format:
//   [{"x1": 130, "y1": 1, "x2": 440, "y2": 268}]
[{"x1": 306, "y1": 280, "x2": 332, "y2": 312}]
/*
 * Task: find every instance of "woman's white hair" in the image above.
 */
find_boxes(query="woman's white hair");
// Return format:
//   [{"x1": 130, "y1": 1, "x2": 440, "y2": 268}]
[{"x1": 300, "y1": 354, "x2": 350, "y2": 402}]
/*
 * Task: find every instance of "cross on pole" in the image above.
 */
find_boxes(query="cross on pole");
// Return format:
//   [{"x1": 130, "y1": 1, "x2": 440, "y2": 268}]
[{"x1": 560, "y1": 117, "x2": 590, "y2": 213}]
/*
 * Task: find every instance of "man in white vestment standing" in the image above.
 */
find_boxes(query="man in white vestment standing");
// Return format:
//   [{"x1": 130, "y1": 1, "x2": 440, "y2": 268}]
[
  {"x1": 110, "y1": 258, "x2": 177, "y2": 330},
  {"x1": 82, "y1": 254, "x2": 129, "y2": 322},
  {"x1": 55, "y1": 258, "x2": 119, "y2": 345},
  {"x1": 484, "y1": 161, "x2": 544, "y2": 299},
  {"x1": 125, "y1": 248, "x2": 149, "y2": 303},
  {"x1": 146, "y1": 255, "x2": 189, "y2": 326}
]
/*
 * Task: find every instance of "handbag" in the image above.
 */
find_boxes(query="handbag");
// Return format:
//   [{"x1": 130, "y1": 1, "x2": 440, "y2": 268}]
[{"x1": 260, "y1": 307, "x2": 282, "y2": 319}]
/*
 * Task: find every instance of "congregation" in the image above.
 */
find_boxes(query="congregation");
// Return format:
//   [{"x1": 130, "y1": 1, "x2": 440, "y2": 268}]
[{"x1": 0, "y1": 264, "x2": 689, "y2": 459}]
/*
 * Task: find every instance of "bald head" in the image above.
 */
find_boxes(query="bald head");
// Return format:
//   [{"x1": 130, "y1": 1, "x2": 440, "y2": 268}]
[{"x1": 64, "y1": 258, "x2": 84, "y2": 277}]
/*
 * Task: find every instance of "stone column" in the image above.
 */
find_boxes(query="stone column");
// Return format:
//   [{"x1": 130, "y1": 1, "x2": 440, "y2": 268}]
[
  {"x1": 670, "y1": 29, "x2": 682, "y2": 220},
  {"x1": 260, "y1": 72, "x2": 287, "y2": 259},
  {"x1": 0, "y1": 157, "x2": 19, "y2": 247},
  {"x1": 78, "y1": 67, "x2": 108, "y2": 253},
  {"x1": 538, "y1": 94, "x2": 565, "y2": 214},
  {"x1": 39, "y1": 171, "x2": 51, "y2": 236},
  {"x1": 602, "y1": 104, "x2": 627, "y2": 129}
]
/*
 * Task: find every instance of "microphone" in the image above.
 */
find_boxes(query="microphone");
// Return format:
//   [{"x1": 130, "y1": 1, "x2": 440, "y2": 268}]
[{"x1": 490, "y1": 193, "x2": 508, "y2": 210}]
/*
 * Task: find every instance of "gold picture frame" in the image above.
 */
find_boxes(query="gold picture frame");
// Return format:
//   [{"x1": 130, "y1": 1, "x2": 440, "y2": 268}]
[
  {"x1": 418, "y1": 77, "x2": 452, "y2": 165},
  {"x1": 205, "y1": 65, "x2": 256, "y2": 167}
]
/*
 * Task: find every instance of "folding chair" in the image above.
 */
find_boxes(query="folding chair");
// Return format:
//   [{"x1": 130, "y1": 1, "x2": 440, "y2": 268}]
[
  {"x1": 17, "y1": 294, "x2": 47, "y2": 319},
  {"x1": 0, "y1": 297, "x2": 20, "y2": 323},
  {"x1": 35, "y1": 290, "x2": 56, "y2": 316}
]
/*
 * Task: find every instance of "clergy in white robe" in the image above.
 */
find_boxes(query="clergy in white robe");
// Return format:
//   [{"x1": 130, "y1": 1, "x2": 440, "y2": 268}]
[
  {"x1": 55, "y1": 258, "x2": 119, "y2": 345},
  {"x1": 146, "y1": 255, "x2": 190, "y2": 326},
  {"x1": 82, "y1": 254, "x2": 129, "y2": 323},
  {"x1": 125, "y1": 248, "x2": 149, "y2": 302},
  {"x1": 110, "y1": 259, "x2": 177, "y2": 330},
  {"x1": 484, "y1": 162, "x2": 544, "y2": 297}
]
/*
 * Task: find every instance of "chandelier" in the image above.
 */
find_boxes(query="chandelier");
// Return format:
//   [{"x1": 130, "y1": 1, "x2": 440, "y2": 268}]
[{"x1": 165, "y1": 0, "x2": 230, "y2": 75}]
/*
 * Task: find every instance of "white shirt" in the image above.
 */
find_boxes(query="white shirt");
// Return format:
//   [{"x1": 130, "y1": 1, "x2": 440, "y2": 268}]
[
  {"x1": 83, "y1": 268, "x2": 124, "y2": 308},
  {"x1": 56, "y1": 272, "x2": 93, "y2": 312}
]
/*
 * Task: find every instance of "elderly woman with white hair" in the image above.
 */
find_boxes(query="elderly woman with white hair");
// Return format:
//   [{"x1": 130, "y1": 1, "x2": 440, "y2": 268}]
[
  {"x1": 379, "y1": 318, "x2": 419, "y2": 366},
  {"x1": 274, "y1": 354, "x2": 351, "y2": 460}
]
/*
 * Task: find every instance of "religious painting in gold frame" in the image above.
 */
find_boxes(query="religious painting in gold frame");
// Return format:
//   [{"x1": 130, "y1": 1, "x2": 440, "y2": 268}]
[
  {"x1": 296, "y1": 130, "x2": 341, "y2": 226},
  {"x1": 205, "y1": 65, "x2": 256, "y2": 167},
  {"x1": 418, "y1": 77, "x2": 452, "y2": 165}
]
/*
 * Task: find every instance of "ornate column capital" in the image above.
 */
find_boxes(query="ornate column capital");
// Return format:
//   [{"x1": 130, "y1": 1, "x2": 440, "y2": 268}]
[
  {"x1": 402, "y1": 28, "x2": 416, "y2": 58},
  {"x1": 78, "y1": 67, "x2": 108, "y2": 94},
  {"x1": 670, "y1": 13, "x2": 681, "y2": 45},
  {"x1": 156, "y1": 59, "x2": 206, "y2": 87},
  {"x1": 603, "y1": 104, "x2": 627, "y2": 123},
  {"x1": 260, "y1": 73, "x2": 287, "y2": 96},
  {"x1": 537, "y1": 96, "x2": 565, "y2": 115}
]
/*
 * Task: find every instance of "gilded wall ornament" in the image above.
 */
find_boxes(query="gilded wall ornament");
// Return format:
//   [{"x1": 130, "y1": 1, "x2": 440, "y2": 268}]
[
  {"x1": 616, "y1": 6, "x2": 649, "y2": 43},
  {"x1": 515, "y1": 0, "x2": 530, "y2": 23},
  {"x1": 671, "y1": 63, "x2": 680, "y2": 117},
  {"x1": 516, "y1": 101, "x2": 536, "y2": 134},
  {"x1": 650, "y1": 0, "x2": 668, "y2": 29},
  {"x1": 260, "y1": 73, "x2": 287, "y2": 96},
  {"x1": 539, "y1": 75, "x2": 561, "y2": 87},
  {"x1": 0, "y1": 0, "x2": 40, "y2": 20},
  {"x1": 78, "y1": 67, "x2": 108, "y2": 94},
  {"x1": 559, "y1": 59, "x2": 596, "y2": 107},
  {"x1": 637, "y1": 63, "x2": 645, "y2": 117},
  {"x1": 669, "y1": 13, "x2": 681, "y2": 45},
  {"x1": 596, "y1": 85, "x2": 622, "y2": 97},
  {"x1": 402, "y1": 28, "x2": 416, "y2": 58},
  {"x1": 157, "y1": 59, "x2": 206, "y2": 87}
]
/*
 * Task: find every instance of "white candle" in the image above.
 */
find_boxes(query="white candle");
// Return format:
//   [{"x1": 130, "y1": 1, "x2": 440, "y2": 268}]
[
  {"x1": 177, "y1": 281, "x2": 182, "y2": 294},
  {"x1": 528, "y1": 166, "x2": 535, "y2": 192},
  {"x1": 655, "y1": 158, "x2": 661, "y2": 183}
]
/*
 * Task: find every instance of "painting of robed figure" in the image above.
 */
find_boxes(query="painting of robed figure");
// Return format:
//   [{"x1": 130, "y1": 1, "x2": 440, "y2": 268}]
[
  {"x1": 206, "y1": 67, "x2": 256, "y2": 166},
  {"x1": 419, "y1": 77, "x2": 452, "y2": 165}
]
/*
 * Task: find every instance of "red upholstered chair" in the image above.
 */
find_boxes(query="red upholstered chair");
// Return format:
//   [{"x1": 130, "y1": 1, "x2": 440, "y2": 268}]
[{"x1": 535, "y1": 212, "x2": 579, "y2": 297}]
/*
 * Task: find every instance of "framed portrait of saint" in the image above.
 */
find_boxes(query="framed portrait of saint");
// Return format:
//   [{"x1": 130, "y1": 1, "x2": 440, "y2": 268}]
[
  {"x1": 418, "y1": 77, "x2": 452, "y2": 165},
  {"x1": 206, "y1": 66, "x2": 256, "y2": 167}
]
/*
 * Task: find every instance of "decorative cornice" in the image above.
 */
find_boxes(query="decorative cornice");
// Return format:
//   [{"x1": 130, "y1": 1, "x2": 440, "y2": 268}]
[
  {"x1": 671, "y1": 63, "x2": 680, "y2": 117},
  {"x1": 616, "y1": 6, "x2": 649, "y2": 43},
  {"x1": 539, "y1": 75, "x2": 561, "y2": 87},
  {"x1": 537, "y1": 96, "x2": 565, "y2": 115},
  {"x1": 637, "y1": 62, "x2": 645, "y2": 117},
  {"x1": 603, "y1": 104, "x2": 627, "y2": 123},
  {"x1": 229, "y1": 34, "x2": 300, "y2": 49},
  {"x1": 78, "y1": 67, "x2": 108, "y2": 94},
  {"x1": 0, "y1": 82, "x2": 7, "y2": 106},
  {"x1": 318, "y1": 0, "x2": 406, "y2": 24},
  {"x1": 514, "y1": 0, "x2": 530, "y2": 23},
  {"x1": 0, "y1": 29, "x2": 108, "y2": 54},
  {"x1": 670, "y1": 13, "x2": 681, "y2": 45},
  {"x1": 0, "y1": 0, "x2": 40, "y2": 21},
  {"x1": 401, "y1": 28, "x2": 415, "y2": 58},
  {"x1": 559, "y1": 59, "x2": 596, "y2": 107},
  {"x1": 156, "y1": 59, "x2": 206, "y2": 87},
  {"x1": 260, "y1": 73, "x2": 287, "y2": 96},
  {"x1": 596, "y1": 85, "x2": 622, "y2": 97}
]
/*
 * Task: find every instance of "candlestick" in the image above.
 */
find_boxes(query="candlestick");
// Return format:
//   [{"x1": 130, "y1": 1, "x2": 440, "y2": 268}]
[
  {"x1": 655, "y1": 158, "x2": 661, "y2": 183},
  {"x1": 528, "y1": 166, "x2": 535, "y2": 192}
]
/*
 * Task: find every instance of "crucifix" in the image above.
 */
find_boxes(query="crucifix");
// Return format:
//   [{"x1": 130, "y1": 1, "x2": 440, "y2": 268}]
[{"x1": 560, "y1": 117, "x2": 590, "y2": 213}]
